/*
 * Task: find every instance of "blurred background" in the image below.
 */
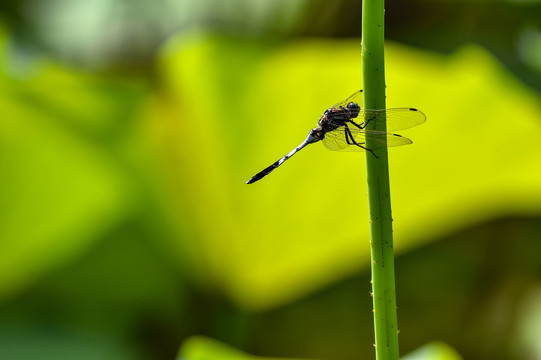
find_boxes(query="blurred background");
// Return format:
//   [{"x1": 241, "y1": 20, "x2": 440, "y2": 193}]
[{"x1": 2, "y1": 0, "x2": 541, "y2": 359}]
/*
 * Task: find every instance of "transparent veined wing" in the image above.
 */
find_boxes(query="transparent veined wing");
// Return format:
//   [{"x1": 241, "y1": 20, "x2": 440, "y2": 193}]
[
  {"x1": 322, "y1": 127, "x2": 413, "y2": 152},
  {"x1": 330, "y1": 90, "x2": 364, "y2": 110},
  {"x1": 346, "y1": 108, "x2": 426, "y2": 132}
]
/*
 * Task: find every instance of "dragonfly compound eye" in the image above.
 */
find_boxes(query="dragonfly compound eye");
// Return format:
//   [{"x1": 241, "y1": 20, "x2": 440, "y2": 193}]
[{"x1": 347, "y1": 102, "x2": 361, "y2": 117}]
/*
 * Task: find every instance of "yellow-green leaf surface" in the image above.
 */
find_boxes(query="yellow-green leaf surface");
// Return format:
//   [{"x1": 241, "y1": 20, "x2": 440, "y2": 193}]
[
  {"x1": 0, "y1": 28, "x2": 147, "y2": 298},
  {"x1": 178, "y1": 336, "x2": 307, "y2": 360},
  {"x1": 402, "y1": 341, "x2": 463, "y2": 360},
  {"x1": 151, "y1": 32, "x2": 541, "y2": 311},
  {"x1": 178, "y1": 337, "x2": 462, "y2": 360}
]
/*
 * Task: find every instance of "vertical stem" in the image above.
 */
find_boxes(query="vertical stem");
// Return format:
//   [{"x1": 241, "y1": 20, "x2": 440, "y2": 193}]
[{"x1": 362, "y1": 0, "x2": 400, "y2": 359}]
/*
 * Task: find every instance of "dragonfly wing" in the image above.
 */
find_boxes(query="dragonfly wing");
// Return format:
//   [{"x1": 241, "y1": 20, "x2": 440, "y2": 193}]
[
  {"x1": 357, "y1": 108, "x2": 426, "y2": 132},
  {"x1": 322, "y1": 127, "x2": 413, "y2": 152},
  {"x1": 362, "y1": 130, "x2": 413, "y2": 149},
  {"x1": 330, "y1": 90, "x2": 364, "y2": 110},
  {"x1": 321, "y1": 127, "x2": 352, "y2": 151}
]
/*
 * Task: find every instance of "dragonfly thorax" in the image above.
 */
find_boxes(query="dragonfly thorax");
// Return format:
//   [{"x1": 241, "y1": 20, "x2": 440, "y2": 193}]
[{"x1": 316, "y1": 105, "x2": 358, "y2": 133}]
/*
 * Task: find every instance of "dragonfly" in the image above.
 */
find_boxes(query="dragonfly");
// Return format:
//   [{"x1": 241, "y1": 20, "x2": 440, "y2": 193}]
[{"x1": 246, "y1": 90, "x2": 426, "y2": 184}]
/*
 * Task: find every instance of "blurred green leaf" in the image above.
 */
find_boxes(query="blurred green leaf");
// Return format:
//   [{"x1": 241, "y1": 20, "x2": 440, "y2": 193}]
[
  {"x1": 178, "y1": 336, "x2": 308, "y2": 360},
  {"x1": 178, "y1": 337, "x2": 463, "y2": 360},
  {"x1": 515, "y1": 286, "x2": 541, "y2": 358},
  {"x1": 402, "y1": 341, "x2": 463, "y2": 360},
  {"x1": 151, "y1": 32, "x2": 541, "y2": 311},
  {"x1": 0, "y1": 26, "x2": 149, "y2": 299}
]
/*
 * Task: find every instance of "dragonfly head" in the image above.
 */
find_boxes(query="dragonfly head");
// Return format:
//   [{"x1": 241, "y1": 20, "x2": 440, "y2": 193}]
[{"x1": 347, "y1": 102, "x2": 360, "y2": 118}]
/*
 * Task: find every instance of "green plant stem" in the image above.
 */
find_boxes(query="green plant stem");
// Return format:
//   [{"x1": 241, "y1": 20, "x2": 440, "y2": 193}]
[{"x1": 362, "y1": 0, "x2": 400, "y2": 359}]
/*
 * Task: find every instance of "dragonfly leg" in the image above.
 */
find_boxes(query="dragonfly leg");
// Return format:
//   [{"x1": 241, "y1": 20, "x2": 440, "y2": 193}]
[
  {"x1": 360, "y1": 114, "x2": 377, "y2": 129},
  {"x1": 344, "y1": 124, "x2": 379, "y2": 159},
  {"x1": 347, "y1": 120, "x2": 363, "y2": 130}
]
